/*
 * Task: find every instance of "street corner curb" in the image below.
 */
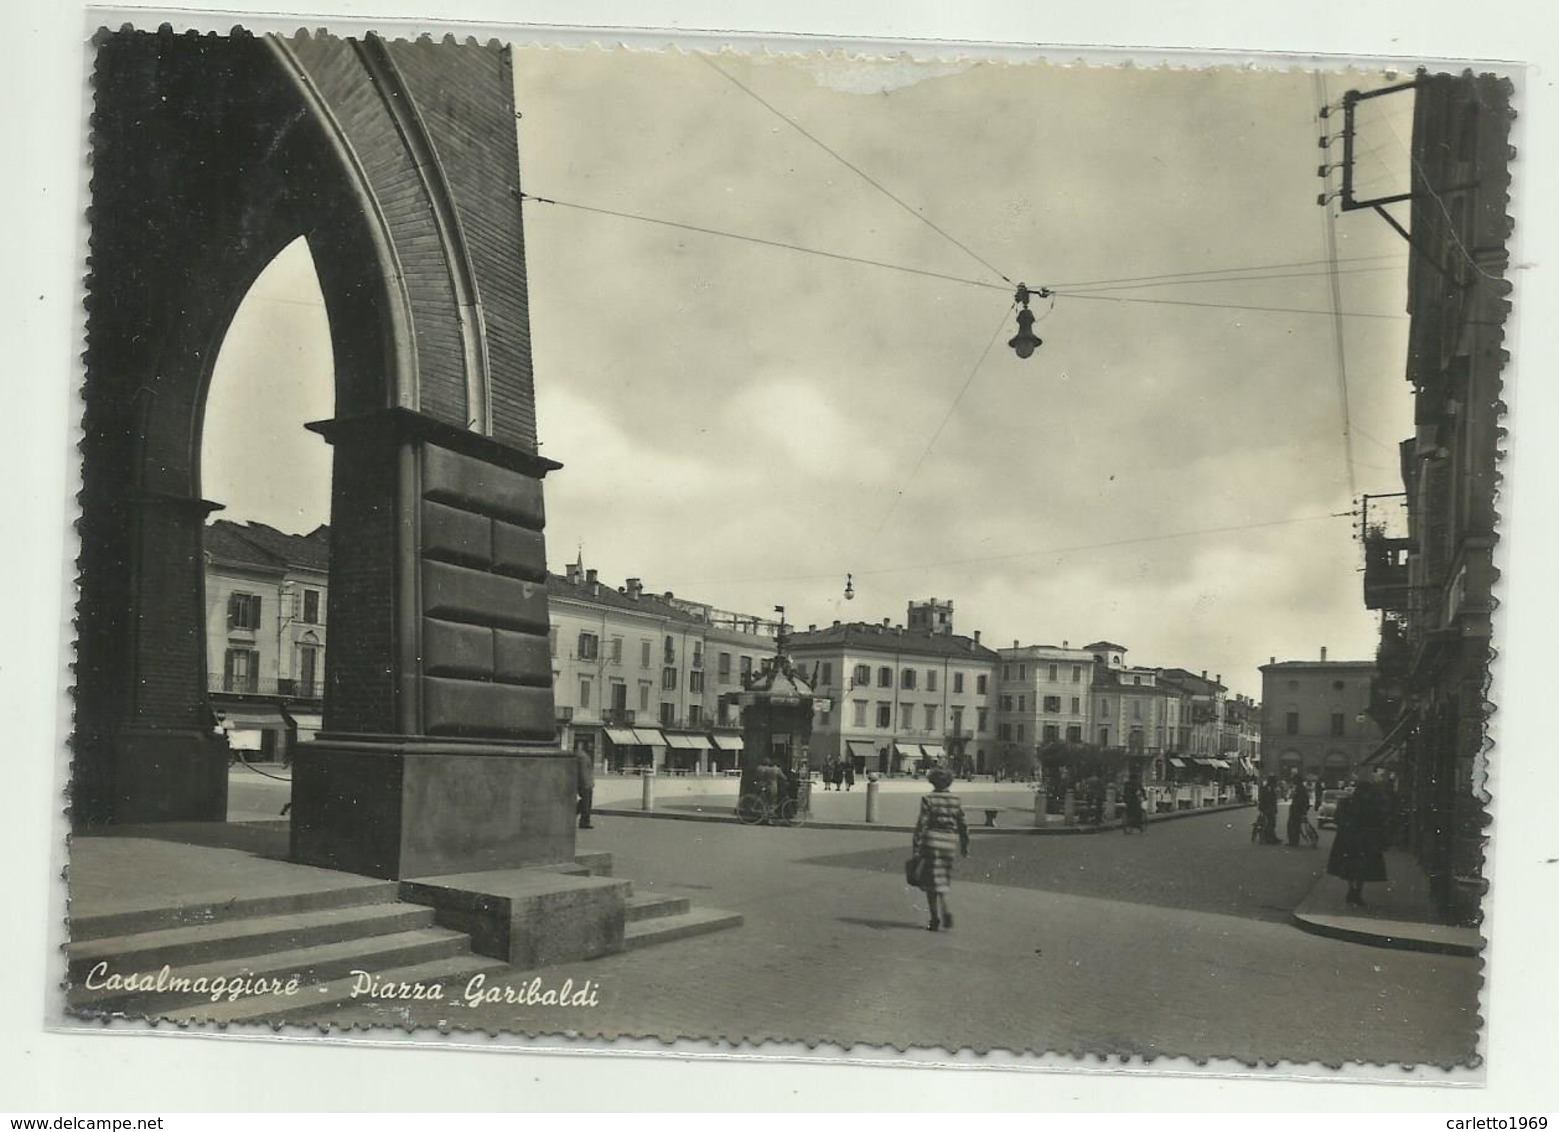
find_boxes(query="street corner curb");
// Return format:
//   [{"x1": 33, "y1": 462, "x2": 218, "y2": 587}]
[{"x1": 1288, "y1": 909, "x2": 1483, "y2": 957}]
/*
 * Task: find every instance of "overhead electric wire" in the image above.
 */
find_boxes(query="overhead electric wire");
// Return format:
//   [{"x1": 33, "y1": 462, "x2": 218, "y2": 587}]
[
  {"x1": 1058, "y1": 261, "x2": 1406, "y2": 295},
  {"x1": 670, "y1": 511, "x2": 1350, "y2": 588},
  {"x1": 1042, "y1": 252, "x2": 1407, "y2": 291},
  {"x1": 519, "y1": 192, "x2": 1003, "y2": 290},
  {"x1": 869, "y1": 301, "x2": 1017, "y2": 540},
  {"x1": 698, "y1": 54, "x2": 1013, "y2": 286},
  {"x1": 1052, "y1": 290, "x2": 1404, "y2": 321}
]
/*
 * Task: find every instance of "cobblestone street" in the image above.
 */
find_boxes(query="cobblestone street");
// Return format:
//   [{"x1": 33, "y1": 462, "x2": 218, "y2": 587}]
[{"x1": 307, "y1": 804, "x2": 1481, "y2": 1066}]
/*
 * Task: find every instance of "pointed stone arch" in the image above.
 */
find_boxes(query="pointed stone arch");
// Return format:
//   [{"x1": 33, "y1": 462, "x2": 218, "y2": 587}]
[{"x1": 80, "y1": 29, "x2": 567, "y2": 877}]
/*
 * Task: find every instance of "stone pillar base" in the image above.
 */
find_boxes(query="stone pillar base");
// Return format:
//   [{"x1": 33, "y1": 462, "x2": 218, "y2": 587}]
[
  {"x1": 106, "y1": 726, "x2": 229, "y2": 824},
  {"x1": 290, "y1": 736, "x2": 576, "y2": 879}
]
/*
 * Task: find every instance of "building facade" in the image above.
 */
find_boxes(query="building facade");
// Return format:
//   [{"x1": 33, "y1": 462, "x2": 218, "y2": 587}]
[
  {"x1": 1356, "y1": 72, "x2": 1510, "y2": 924},
  {"x1": 202, "y1": 520, "x2": 330, "y2": 761},
  {"x1": 1259, "y1": 654, "x2": 1381, "y2": 788},
  {"x1": 788, "y1": 601, "x2": 999, "y2": 776},
  {"x1": 546, "y1": 561, "x2": 777, "y2": 774}
]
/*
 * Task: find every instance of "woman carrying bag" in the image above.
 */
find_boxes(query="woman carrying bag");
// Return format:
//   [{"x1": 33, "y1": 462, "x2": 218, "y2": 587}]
[{"x1": 910, "y1": 767, "x2": 970, "y2": 931}]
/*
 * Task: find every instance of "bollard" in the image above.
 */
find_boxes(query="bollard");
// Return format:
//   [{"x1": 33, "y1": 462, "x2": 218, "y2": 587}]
[
  {"x1": 1063, "y1": 789, "x2": 1076, "y2": 826},
  {"x1": 1107, "y1": 783, "x2": 1119, "y2": 821},
  {"x1": 865, "y1": 777, "x2": 880, "y2": 823},
  {"x1": 1034, "y1": 788, "x2": 1046, "y2": 827},
  {"x1": 641, "y1": 765, "x2": 656, "y2": 812}
]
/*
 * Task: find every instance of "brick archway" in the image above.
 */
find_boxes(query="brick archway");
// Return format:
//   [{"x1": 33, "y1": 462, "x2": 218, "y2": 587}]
[{"x1": 80, "y1": 29, "x2": 571, "y2": 877}]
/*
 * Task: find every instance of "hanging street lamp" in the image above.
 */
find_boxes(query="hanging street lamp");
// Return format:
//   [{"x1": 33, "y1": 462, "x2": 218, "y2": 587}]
[{"x1": 1007, "y1": 282, "x2": 1052, "y2": 359}]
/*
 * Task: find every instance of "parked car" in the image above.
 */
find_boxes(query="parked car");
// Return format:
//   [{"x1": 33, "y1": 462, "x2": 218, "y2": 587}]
[{"x1": 1316, "y1": 788, "x2": 1352, "y2": 829}]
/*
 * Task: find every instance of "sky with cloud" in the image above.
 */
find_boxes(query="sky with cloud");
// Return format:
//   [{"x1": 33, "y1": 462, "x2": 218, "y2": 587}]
[{"x1": 203, "y1": 47, "x2": 1419, "y2": 700}]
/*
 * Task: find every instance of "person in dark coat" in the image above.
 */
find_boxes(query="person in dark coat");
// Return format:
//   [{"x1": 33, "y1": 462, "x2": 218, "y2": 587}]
[
  {"x1": 1286, "y1": 777, "x2": 1311, "y2": 846},
  {"x1": 1256, "y1": 775, "x2": 1281, "y2": 844},
  {"x1": 575, "y1": 748, "x2": 596, "y2": 829},
  {"x1": 1327, "y1": 773, "x2": 1389, "y2": 905},
  {"x1": 843, "y1": 760, "x2": 855, "y2": 791},
  {"x1": 1122, "y1": 774, "x2": 1146, "y2": 834}
]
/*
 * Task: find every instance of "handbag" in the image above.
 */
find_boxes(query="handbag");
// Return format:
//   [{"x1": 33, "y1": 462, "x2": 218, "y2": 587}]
[{"x1": 904, "y1": 856, "x2": 926, "y2": 886}]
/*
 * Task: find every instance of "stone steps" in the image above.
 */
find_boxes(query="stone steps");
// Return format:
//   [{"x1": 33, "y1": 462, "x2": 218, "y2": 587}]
[
  {"x1": 69, "y1": 879, "x2": 400, "y2": 942},
  {"x1": 69, "y1": 902, "x2": 437, "y2": 982},
  {"x1": 625, "y1": 893, "x2": 691, "y2": 922},
  {"x1": 624, "y1": 906, "x2": 744, "y2": 950}
]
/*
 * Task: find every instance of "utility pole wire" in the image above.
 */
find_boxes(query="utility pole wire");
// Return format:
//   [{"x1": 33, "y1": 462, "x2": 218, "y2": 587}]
[
  {"x1": 698, "y1": 54, "x2": 1014, "y2": 287},
  {"x1": 519, "y1": 193, "x2": 1004, "y2": 290},
  {"x1": 669, "y1": 512, "x2": 1350, "y2": 587},
  {"x1": 868, "y1": 301, "x2": 1018, "y2": 542}
]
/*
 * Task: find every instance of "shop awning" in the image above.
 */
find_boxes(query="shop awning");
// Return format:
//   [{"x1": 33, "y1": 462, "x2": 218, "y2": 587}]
[
  {"x1": 663, "y1": 733, "x2": 709, "y2": 750},
  {"x1": 286, "y1": 711, "x2": 323, "y2": 741},
  {"x1": 1362, "y1": 715, "x2": 1411, "y2": 766},
  {"x1": 711, "y1": 734, "x2": 744, "y2": 751},
  {"x1": 1206, "y1": 758, "x2": 1230, "y2": 769},
  {"x1": 1169, "y1": 757, "x2": 1187, "y2": 768},
  {"x1": 632, "y1": 728, "x2": 667, "y2": 746},
  {"x1": 893, "y1": 742, "x2": 919, "y2": 760},
  {"x1": 846, "y1": 740, "x2": 877, "y2": 761},
  {"x1": 604, "y1": 728, "x2": 639, "y2": 745},
  {"x1": 214, "y1": 704, "x2": 288, "y2": 730},
  {"x1": 919, "y1": 743, "x2": 946, "y2": 761}
]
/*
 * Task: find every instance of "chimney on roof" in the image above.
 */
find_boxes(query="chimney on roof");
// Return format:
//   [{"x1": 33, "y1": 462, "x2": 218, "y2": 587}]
[
  {"x1": 883, "y1": 618, "x2": 890, "y2": 627},
  {"x1": 1216, "y1": 673, "x2": 1222, "y2": 684},
  {"x1": 585, "y1": 568, "x2": 598, "y2": 585},
  {"x1": 625, "y1": 577, "x2": 643, "y2": 600},
  {"x1": 1013, "y1": 639, "x2": 1019, "y2": 649},
  {"x1": 566, "y1": 562, "x2": 582, "y2": 584},
  {"x1": 832, "y1": 620, "x2": 840, "y2": 628},
  {"x1": 1063, "y1": 640, "x2": 1069, "y2": 648},
  {"x1": 1320, "y1": 646, "x2": 1328, "y2": 662},
  {"x1": 1270, "y1": 656, "x2": 1276, "y2": 666},
  {"x1": 664, "y1": 592, "x2": 674, "y2": 601},
  {"x1": 808, "y1": 624, "x2": 816, "y2": 632},
  {"x1": 1201, "y1": 670, "x2": 1207, "y2": 679},
  {"x1": 974, "y1": 630, "x2": 981, "y2": 645}
]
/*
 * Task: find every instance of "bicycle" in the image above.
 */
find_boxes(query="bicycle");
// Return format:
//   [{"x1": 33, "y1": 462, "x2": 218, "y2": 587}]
[
  {"x1": 737, "y1": 791, "x2": 806, "y2": 826},
  {"x1": 1250, "y1": 813, "x2": 1276, "y2": 844},
  {"x1": 1299, "y1": 817, "x2": 1320, "y2": 848}
]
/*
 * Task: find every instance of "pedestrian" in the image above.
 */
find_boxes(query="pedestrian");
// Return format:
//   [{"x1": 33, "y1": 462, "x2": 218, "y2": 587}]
[
  {"x1": 1122, "y1": 773, "x2": 1146, "y2": 834},
  {"x1": 1256, "y1": 775, "x2": 1280, "y2": 844},
  {"x1": 843, "y1": 760, "x2": 855, "y2": 791},
  {"x1": 575, "y1": 748, "x2": 596, "y2": 830},
  {"x1": 822, "y1": 758, "x2": 835, "y2": 791},
  {"x1": 1327, "y1": 771, "x2": 1389, "y2": 906},
  {"x1": 1286, "y1": 776, "x2": 1311, "y2": 846},
  {"x1": 911, "y1": 767, "x2": 969, "y2": 931}
]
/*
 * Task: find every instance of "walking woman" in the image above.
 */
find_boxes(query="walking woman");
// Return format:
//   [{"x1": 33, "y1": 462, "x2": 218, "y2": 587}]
[
  {"x1": 1122, "y1": 773, "x2": 1147, "y2": 834},
  {"x1": 1326, "y1": 770, "x2": 1389, "y2": 906},
  {"x1": 912, "y1": 767, "x2": 970, "y2": 931}
]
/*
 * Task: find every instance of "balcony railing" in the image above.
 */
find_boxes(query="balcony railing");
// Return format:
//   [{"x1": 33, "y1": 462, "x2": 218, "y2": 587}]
[
  {"x1": 208, "y1": 674, "x2": 321, "y2": 700},
  {"x1": 603, "y1": 708, "x2": 637, "y2": 726}
]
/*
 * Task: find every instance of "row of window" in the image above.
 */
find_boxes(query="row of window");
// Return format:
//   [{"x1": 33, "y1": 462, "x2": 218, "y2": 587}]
[
  {"x1": 217, "y1": 645, "x2": 319, "y2": 696},
  {"x1": 573, "y1": 677, "x2": 729, "y2": 725},
  {"x1": 560, "y1": 630, "x2": 755, "y2": 682},
  {"x1": 840, "y1": 664, "x2": 987, "y2": 694},
  {"x1": 226, "y1": 588, "x2": 322, "y2": 630},
  {"x1": 1284, "y1": 712, "x2": 1350, "y2": 737},
  {"x1": 848, "y1": 701, "x2": 988, "y2": 733},
  {"x1": 1001, "y1": 662, "x2": 1086, "y2": 683},
  {"x1": 996, "y1": 694, "x2": 1083, "y2": 714}
]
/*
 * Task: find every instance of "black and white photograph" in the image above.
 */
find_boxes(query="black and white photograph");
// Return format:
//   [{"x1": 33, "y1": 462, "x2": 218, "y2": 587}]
[{"x1": 10, "y1": 0, "x2": 1559, "y2": 1114}]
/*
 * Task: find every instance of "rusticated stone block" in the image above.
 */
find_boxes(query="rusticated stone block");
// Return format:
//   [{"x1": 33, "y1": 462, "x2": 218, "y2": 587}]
[
  {"x1": 422, "y1": 499, "x2": 493, "y2": 568},
  {"x1": 422, "y1": 617, "x2": 495, "y2": 680},
  {"x1": 421, "y1": 559, "x2": 549, "y2": 633},
  {"x1": 493, "y1": 628, "x2": 551, "y2": 685},
  {"x1": 423, "y1": 676, "x2": 554, "y2": 739},
  {"x1": 422, "y1": 444, "x2": 544, "y2": 528},
  {"x1": 490, "y1": 518, "x2": 547, "y2": 581}
]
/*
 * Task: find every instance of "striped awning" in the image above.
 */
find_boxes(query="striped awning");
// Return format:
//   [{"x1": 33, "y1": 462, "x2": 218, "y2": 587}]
[
  {"x1": 846, "y1": 740, "x2": 877, "y2": 761},
  {"x1": 632, "y1": 729, "x2": 667, "y2": 746},
  {"x1": 919, "y1": 743, "x2": 946, "y2": 761},
  {"x1": 604, "y1": 728, "x2": 638, "y2": 745},
  {"x1": 1169, "y1": 757, "x2": 1187, "y2": 768},
  {"x1": 710, "y1": 734, "x2": 744, "y2": 751},
  {"x1": 663, "y1": 733, "x2": 709, "y2": 750}
]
